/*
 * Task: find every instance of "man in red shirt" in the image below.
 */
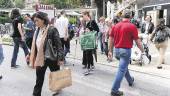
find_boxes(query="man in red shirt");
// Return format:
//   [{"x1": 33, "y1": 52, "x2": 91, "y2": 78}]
[{"x1": 108, "y1": 9, "x2": 144, "y2": 96}]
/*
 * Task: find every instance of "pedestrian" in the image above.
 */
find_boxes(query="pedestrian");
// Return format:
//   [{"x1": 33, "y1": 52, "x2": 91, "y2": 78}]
[
  {"x1": 29, "y1": 11, "x2": 64, "y2": 96},
  {"x1": 23, "y1": 13, "x2": 35, "y2": 50},
  {"x1": 10, "y1": 8, "x2": 30, "y2": 68},
  {"x1": 54, "y1": 10, "x2": 69, "y2": 62},
  {"x1": 150, "y1": 19, "x2": 170, "y2": 69},
  {"x1": 82, "y1": 11, "x2": 99, "y2": 75},
  {"x1": 141, "y1": 15, "x2": 154, "y2": 34},
  {"x1": 0, "y1": 40, "x2": 4, "y2": 80},
  {"x1": 103, "y1": 18, "x2": 112, "y2": 61},
  {"x1": 108, "y1": 9, "x2": 144, "y2": 96},
  {"x1": 98, "y1": 16, "x2": 105, "y2": 54}
]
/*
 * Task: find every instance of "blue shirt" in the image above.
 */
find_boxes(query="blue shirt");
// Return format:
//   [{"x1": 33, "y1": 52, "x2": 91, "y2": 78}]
[{"x1": 24, "y1": 20, "x2": 35, "y2": 38}]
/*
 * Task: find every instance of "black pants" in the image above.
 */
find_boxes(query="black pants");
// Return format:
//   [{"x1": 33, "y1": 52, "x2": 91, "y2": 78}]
[
  {"x1": 25, "y1": 37, "x2": 33, "y2": 50},
  {"x1": 60, "y1": 38, "x2": 70, "y2": 56},
  {"x1": 33, "y1": 59, "x2": 60, "y2": 96},
  {"x1": 82, "y1": 50, "x2": 94, "y2": 69},
  {"x1": 104, "y1": 42, "x2": 108, "y2": 57}
]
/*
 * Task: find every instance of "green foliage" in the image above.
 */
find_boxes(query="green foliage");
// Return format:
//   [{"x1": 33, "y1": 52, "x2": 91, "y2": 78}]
[
  {"x1": 14, "y1": 0, "x2": 25, "y2": 9},
  {"x1": 0, "y1": 14, "x2": 11, "y2": 24},
  {"x1": 69, "y1": 17, "x2": 76, "y2": 24},
  {"x1": 0, "y1": 0, "x2": 14, "y2": 8}
]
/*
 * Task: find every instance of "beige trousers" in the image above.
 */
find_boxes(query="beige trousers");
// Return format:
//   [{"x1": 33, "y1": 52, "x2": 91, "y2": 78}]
[{"x1": 155, "y1": 40, "x2": 168, "y2": 66}]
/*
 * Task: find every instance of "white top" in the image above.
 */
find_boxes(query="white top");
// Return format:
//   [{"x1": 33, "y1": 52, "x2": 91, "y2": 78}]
[
  {"x1": 54, "y1": 16, "x2": 69, "y2": 38},
  {"x1": 36, "y1": 28, "x2": 45, "y2": 52},
  {"x1": 145, "y1": 22, "x2": 150, "y2": 34},
  {"x1": 98, "y1": 22, "x2": 105, "y2": 33}
]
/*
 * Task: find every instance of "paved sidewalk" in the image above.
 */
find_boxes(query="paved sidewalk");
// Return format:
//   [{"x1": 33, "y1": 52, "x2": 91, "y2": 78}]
[{"x1": 67, "y1": 39, "x2": 170, "y2": 79}]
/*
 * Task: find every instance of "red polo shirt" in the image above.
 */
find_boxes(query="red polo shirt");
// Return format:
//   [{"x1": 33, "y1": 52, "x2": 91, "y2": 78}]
[{"x1": 110, "y1": 19, "x2": 139, "y2": 48}]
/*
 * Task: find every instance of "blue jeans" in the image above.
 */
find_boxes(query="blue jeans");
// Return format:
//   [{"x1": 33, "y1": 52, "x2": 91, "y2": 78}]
[
  {"x1": 11, "y1": 37, "x2": 29, "y2": 66},
  {"x1": 111, "y1": 48, "x2": 133, "y2": 93},
  {"x1": 98, "y1": 32, "x2": 104, "y2": 53},
  {"x1": 0, "y1": 44, "x2": 4, "y2": 65}
]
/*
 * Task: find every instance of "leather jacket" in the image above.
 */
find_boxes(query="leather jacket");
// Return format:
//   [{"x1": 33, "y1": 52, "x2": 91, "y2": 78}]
[
  {"x1": 44, "y1": 26, "x2": 64, "y2": 61},
  {"x1": 141, "y1": 22, "x2": 154, "y2": 34}
]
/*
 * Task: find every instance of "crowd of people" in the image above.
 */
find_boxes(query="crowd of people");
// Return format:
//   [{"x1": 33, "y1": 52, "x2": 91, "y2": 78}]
[{"x1": 0, "y1": 8, "x2": 170, "y2": 96}]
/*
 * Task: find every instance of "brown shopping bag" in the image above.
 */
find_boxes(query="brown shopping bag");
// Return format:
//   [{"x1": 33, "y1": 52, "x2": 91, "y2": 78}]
[{"x1": 49, "y1": 68, "x2": 72, "y2": 92}]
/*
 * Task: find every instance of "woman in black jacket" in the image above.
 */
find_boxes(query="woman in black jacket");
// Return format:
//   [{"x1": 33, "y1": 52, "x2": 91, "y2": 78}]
[
  {"x1": 29, "y1": 12, "x2": 64, "y2": 96},
  {"x1": 82, "y1": 11, "x2": 99, "y2": 75}
]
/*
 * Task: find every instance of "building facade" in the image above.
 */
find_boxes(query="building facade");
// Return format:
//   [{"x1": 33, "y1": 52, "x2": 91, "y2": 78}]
[{"x1": 141, "y1": 0, "x2": 170, "y2": 27}]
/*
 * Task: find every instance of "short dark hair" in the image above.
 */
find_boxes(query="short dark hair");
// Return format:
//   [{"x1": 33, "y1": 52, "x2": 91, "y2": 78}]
[
  {"x1": 10, "y1": 8, "x2": 21, "y2": 20},
  {"x1": 60, "y1": 10, "x2": 65, "y2": 15},
  {"x1": 25, "y1": 13, "x2": 31, "y2": 18},
  {"x1": 122, "y1": 9, "x2": 132, "y2": 19},
  {"x1": 146, "y1": 15, "x2": 152, "y2": 21},
  {"x1": 34, "y1": 11, "x2": 49, "y2": 25}
]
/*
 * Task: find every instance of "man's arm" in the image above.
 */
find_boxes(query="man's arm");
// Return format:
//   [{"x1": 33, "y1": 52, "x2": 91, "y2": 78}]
[
  {"x1": 18, "y1": 23, "x2": 24, "y2": 41},
  {"x1": 135, "y1": 39, "x2": 144, "y2": 53}
]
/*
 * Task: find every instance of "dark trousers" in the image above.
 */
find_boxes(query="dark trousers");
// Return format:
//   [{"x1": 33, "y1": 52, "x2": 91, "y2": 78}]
[
  {"x1": 104, "y1": 42, "x2": 108, "y2": 57},
  {"x1": 11, "y1": 37, "x2": 29, "y2": 66},
  {"x1": 33, "y1": 59, "x2": 60, "y2": 96},
  {"x1": 82, "y1": 50, "x2": 94, "y2": 69},
  {"x1": 60, "y1": 38, "x2": 70, "y2": 56},
  {"x1": 25, "y1": 37, "x2": 33, "y2": 50}
]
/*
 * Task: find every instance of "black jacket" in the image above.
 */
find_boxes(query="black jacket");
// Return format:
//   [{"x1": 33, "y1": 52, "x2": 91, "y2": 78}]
[
  {"x1": 35, "y1": 26, "x2": 64, "y2": 61},
  {"x1": 141, "y1": 22, "x2": 154, "y2": 34},
  {"x1": 86, "y1": 20, "x2": 99, "y2": 33}
]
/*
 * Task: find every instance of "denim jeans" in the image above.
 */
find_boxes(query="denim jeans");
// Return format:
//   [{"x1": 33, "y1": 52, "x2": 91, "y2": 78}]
[
  {"x1": 0, "y1": 44, "x2": 4, "y2": 65},
  {"x1": 11, "y1": 37, "x2": 29, "y2": 66},
  {"x1": 98, "y1": 32, "x2": 104, "y2": 53},
  {"x1": 111, "y1": 48, "x2": 133, "y2": 93}
]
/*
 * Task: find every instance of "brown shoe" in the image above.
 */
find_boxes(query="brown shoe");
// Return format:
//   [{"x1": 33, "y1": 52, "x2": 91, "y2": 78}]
[{"x1": 157, "y1": 66, "x2": 162, "y2": 69}]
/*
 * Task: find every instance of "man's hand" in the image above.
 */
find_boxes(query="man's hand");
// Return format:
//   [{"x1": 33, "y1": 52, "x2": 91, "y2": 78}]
[
  {"x1": 108, "y1": 51, "x2": 113, "y2": 61},
  {"x1": 26, "y1": 54, "x2": 30, "y2": 62},
  {"x1": 58, "y1": 61, "x2": 64, "y2": 66}
]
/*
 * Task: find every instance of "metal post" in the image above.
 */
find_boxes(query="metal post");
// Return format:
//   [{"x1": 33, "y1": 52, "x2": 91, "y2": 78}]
[{"x1": 103, "y1": 0, "x2": 105, "y2": 17}]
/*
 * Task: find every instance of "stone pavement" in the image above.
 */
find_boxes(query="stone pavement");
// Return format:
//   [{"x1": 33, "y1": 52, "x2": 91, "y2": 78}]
[{"x1": 67, "y1": 38, "x2": 170, "y2": 79}]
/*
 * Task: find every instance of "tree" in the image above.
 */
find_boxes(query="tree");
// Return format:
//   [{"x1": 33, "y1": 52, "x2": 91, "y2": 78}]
[
  {"x1": 0, "y1": 0, "x2": 14, "y2": 8},
  {"x1": 40, "y1": 0, "x2": 82, "y2": 9},
  {"x1": 14, "y1": 0, "x2": 25, "y2": 9}
]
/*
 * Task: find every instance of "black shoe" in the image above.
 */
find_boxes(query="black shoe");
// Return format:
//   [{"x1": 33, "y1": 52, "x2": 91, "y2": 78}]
[
  {"x1": 111, "y1": 91, "x2": 123, "y2": 96},
  {"x1": 0, "y1": 75, "x2": 2, "y2": 80},
  {"x1": 11, "y1": 65, "x2": 19, "y2": 69},
  {"x1": 82, "y1": 65, "x2": 87, "y2": 69},
  {"x1": 129, "y1": 77, "x2": 134, "y2": 87},
  {"x1": 157, "y1": 66, "x2": 162, "y2": 69}
]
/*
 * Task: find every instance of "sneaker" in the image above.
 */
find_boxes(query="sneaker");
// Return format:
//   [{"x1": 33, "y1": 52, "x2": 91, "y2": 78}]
[
  {"x1": 11, "y1": 65, "x2": 20, "y2": 69},
  {"x1": 84, "y1": 69, "x2": 90, "y2": 76},
  {"x1": 111, "y1": 91, "x2": 123, "y2": 96},
  {"x1": 0, "y1": 75, "x2": 2, "y2": 80},
  {"x1": 91, "y1": 66, "x2": 95, "y2": 70},
  {"x1": 129, "y1": 77, "x2": 134, "y2": 87}
]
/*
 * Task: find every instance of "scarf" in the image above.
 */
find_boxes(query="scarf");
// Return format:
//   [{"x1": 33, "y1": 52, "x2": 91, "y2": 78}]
[{"x1": 30, "y1": 25, "x2": 49, "y2": 68}]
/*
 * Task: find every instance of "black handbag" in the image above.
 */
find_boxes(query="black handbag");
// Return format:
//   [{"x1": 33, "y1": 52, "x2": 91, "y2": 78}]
[{"x1": 45, "y1": 39, "x2": 58, "y2": 61}]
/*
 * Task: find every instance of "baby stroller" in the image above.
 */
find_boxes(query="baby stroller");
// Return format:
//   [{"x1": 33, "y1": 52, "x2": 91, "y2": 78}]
[{"x1": 131, "y1": 34, "x2": 151, "y2": 66}]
